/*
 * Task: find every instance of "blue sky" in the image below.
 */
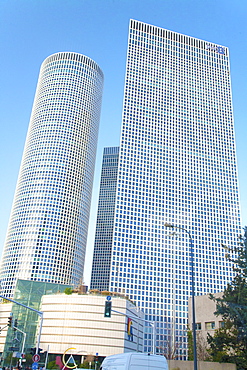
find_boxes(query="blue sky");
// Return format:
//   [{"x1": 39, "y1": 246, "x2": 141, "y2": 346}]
[{"x1": 0, "y1": 0, "x2": 246, "y2": 285}]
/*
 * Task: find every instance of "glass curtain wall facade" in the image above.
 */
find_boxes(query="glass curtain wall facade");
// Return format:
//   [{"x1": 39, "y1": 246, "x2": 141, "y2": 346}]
[
  {"x1": 3, "y1": 279, "x2": 70, "y2": 364},
  {"x1": 109, "y1": 20, "x2": 241, "y2": 358},
  {"x1": 0, "y1": 52, "x2": 104, "y2": 297},
  {"x1": 91, "y1": 147, "x2": 119, "y2": 291}
]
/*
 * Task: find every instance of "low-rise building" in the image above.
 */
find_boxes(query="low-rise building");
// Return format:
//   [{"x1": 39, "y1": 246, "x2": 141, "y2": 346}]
[
  {"x1": 0, "y1": 280, "x2": 143, "y2": 363},
  {"x1": 40, "y1": 292, "x2": 143, "y2": 357},
  {"x1": 188, "y1": 292, "x2": 223, "y2": 341}
]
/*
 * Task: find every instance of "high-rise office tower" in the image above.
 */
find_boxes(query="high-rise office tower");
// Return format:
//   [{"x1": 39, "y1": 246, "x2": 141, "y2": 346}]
[
  {"x1": 1, "y1": 52, "x2": 104, "y2": 297},
  {"x1": 92, "y1": 20, "x2": 242, "y2": 358},
  {"x1": 91, "y1": 147, "x2": 119, "y2": 291}
]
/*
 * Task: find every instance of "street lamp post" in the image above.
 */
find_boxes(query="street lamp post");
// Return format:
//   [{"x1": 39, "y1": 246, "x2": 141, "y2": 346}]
[{"x1": 164, "y1": 223, "x2": 197, "y2": 370}]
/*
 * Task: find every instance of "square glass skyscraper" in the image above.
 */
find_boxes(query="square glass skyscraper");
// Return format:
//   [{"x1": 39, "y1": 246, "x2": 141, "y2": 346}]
[
  {"x1": 91, "y1": 147, "x2": 119, "y2": 291},
  {"x1": 106, "y1": 20, "x2": 241, "y2": 358}
]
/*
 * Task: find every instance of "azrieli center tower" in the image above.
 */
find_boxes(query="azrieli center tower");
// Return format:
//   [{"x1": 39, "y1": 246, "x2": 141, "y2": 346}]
[
  {"x1": 91, "y1": 20, "x2": 242, "y2": 358},
  {"x1": 1, "y1": 52, "x2": 103, "y2": 297}
]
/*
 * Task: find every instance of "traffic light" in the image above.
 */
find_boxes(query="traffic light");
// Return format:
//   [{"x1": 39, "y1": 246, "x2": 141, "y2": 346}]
[
  {"x1": 30, "y1": 348, "x2": 36, "y2": 355},
  {"x1": 13, "y1": 319, "x2": 18, "y2": 331},
  {"x1": 104, "y1": 301, "x2": 112, "y2": 318},
  {"x1": 95, "y1": 356, "x2": 99, "y2": 363},
  {"x1": 7, "y1": 316, "x2": 12, "y2": 327},
  {"x1": 29, "y1": 347, "x2": 42, "y2": 355}
]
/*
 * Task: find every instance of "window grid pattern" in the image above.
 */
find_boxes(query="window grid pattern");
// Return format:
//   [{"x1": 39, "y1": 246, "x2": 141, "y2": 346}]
[
  {"x1": 0, "y1": 52, "x2": 104, "y2": 297},
  {"x1": 91, "y1": 147, "x2": 119, "y2": 291},
  {"x1": 110, "y1": 20, "x2": 241, "y2": 358}
]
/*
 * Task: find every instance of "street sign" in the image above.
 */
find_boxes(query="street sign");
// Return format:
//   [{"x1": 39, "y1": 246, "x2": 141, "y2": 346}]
[
  {"x1": 106, "y1": 295, "x2": 111, "y2": 301},
  {"x1": 32, "y1": 354, "x2": 40, "y2": 362},
  {"x1": 32, "y1": 362, "x2": 38, "y2": 370},
  {"x1": 9, "y1": 347, "x2": 19, "y2": 351}
]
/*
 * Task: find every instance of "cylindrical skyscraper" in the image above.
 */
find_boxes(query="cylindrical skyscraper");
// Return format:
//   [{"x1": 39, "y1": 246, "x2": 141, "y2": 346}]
[{"x1": 0, "y1": 52, "x2": 104, "y2": 296}]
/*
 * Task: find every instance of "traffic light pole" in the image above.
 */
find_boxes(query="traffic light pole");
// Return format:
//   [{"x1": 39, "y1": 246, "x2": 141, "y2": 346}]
[
  {"x1": 0, "y1": 294, "x2": 43, "y2": 355},
  {"x1": 13, "y1": 326, "x2": 26, "y2": 367}
]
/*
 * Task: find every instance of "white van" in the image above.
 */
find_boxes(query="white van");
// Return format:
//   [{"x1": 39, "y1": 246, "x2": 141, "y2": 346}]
[{"x1": 101, "y1": 352, "x2": 168, "y2": 370}]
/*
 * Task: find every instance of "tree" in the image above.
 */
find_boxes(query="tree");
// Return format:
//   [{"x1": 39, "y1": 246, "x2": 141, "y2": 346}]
[
  {"x1": 81, "y1": 354, "x2": 95, "y2": 369},
  {"x1": 187, "y1": 329, "x2": 193, "y2": 361},
  {"x1": 207, "y1": 227, "x2": 247, "y2": 369},
  {"x1": 47, "y1": 360, "x2": 60, "y2": 369},
  {"x1": 187, "y1": 329, "x2": 211, "y2": 361},
  {"x1": 24, "y1": 353, "x2": 34, "y2": 366},
  {"x1": 64, "y1": 287, "x2": 73, "y2": 295}
]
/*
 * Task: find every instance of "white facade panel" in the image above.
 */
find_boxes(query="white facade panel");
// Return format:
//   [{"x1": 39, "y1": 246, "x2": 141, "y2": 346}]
[{"x1": 0, "y1": 303, "x2": 12, "y2": 353}]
